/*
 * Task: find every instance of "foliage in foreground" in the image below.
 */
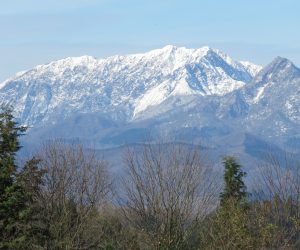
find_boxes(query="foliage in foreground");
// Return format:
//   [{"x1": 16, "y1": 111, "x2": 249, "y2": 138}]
[{"x1": 0, "y1": 107, "x2": 299, "y2": 249}]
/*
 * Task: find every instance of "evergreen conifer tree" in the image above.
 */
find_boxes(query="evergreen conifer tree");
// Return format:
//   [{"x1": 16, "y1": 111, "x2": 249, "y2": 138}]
[
  {"x1": 220, "y1": 156, "x2": 247, "y2": 206},
  {"x1": 0, "y1": 106, "x2": 46, "y2": 249}
]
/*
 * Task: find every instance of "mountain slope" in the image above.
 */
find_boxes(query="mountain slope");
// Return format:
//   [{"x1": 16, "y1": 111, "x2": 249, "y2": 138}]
[{"x1": 243, "y1": 57, "x2": 300, "y2": 147}]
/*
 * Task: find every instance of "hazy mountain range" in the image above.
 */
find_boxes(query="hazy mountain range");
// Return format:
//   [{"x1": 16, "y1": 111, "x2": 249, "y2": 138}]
[{"x1": 0, "y1": 45, "x2": 299, "y2": 167}]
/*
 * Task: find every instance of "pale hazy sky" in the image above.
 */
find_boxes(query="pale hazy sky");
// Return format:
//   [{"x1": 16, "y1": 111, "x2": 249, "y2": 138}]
[{"x1": 1, "y1": 0, "x2": 300, "y2": 81}]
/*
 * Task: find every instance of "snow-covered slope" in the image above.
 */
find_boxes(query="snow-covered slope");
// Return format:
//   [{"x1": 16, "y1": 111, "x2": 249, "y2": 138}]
[
  {"x1": 0, "y1": 45, "x2": 259, "y2": 126},
  {"x1": 240, "y1": 61, "x2": 262, "y2": 77}
]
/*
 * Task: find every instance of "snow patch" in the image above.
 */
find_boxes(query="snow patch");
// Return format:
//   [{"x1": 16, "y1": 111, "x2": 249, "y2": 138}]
[{"x1": 253, "y1": 84, "x2": 268, "y2": 103}]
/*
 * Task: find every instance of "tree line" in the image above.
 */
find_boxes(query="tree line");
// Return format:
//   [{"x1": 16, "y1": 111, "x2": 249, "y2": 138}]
[{"x1": 0, "y1": 106, "x2": 299, "y2": 249}]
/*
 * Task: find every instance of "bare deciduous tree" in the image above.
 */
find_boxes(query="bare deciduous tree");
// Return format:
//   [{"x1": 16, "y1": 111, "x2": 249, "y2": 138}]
[
  {"x1": 37, "y1": 141, "x2": 112, "y2": 249},
  {"x1": 121, "y1": 143, "x2": 221, "y2": 249},
  {"x1": 253, "y1": 152, "x2": 300, "y2": 249}
]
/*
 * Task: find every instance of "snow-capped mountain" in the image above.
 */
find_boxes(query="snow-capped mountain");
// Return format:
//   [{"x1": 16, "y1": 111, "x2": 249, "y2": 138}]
[
  {"x1": 0, "y1": 45, "x2": 259, "y2": 126},
  {"x1": 0, "y1": 45, "x2": 299, "y2": 163}
]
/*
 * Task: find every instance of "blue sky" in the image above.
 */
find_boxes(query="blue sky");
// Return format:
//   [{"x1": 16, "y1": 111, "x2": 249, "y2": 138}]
[{"x1": 1, "y1": 0, "x2": 300, "y2": 81}]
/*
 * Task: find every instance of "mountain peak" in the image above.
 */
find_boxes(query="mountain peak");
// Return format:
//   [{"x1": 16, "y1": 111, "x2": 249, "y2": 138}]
[
  {"x1": 270, "y1": 56, "x2": 294, "y2": 69},
  {"x1": 253, "y1": 56, "x2": 300, "y2": 84},
  {"x1": 147, "y1": 45, "x2": 212, "y2": 58},
  {"x1": 161, "y1": 44, "x2": 178, "y2": 51}
]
